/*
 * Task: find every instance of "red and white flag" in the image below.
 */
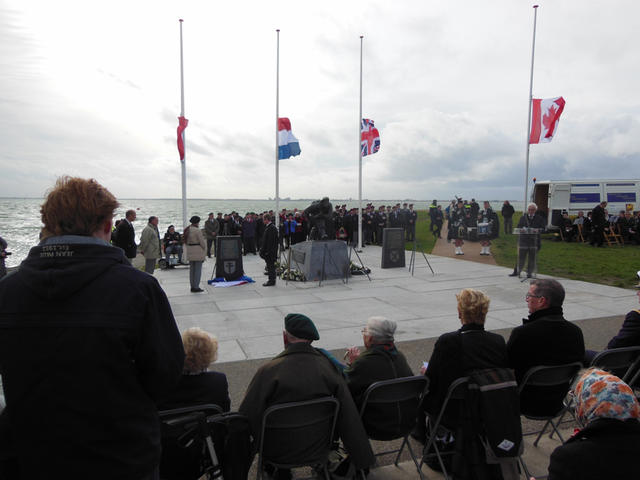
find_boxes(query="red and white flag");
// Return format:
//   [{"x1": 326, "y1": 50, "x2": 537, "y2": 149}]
[{"x1": 529, "y1": 97, "x2": 565, "y2": 144}]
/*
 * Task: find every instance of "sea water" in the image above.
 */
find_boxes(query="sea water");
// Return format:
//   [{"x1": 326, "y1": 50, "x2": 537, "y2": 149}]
[{"x1": 0, "y1": 198, "x2": 524, "y2": 267}]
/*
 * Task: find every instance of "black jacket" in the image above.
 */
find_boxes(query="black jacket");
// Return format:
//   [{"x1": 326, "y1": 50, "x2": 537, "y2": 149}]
[
  {"x1": 0, "y1": 238, "x2": 184, "y2": 480},
  {"x1": 548, "y1": 419, "x2": 640, "y2": 480},
  {"x1": 345, "y1": 345, "x2": 414, "y2": 440},
  {"x1": 423, "y1": 323, "x2": 508, "y2": 426},
  {"x1": 607, "y1": 309, "x2": 640, "y2": 350},
  {"x1": 516, "y1": 213, "x2": 546, "y2": 247},
  {"x1": 260, "y1": 222, "x2": 278, "y2": 262},
  {"x1": 501, "y1": 203, "x2": 515, "y2": 219},
  {"x1": 114, "y1": 219, "x2": 137, "y2": 258},
  {"x1": 158, "y1": 371, "x2": 231, "y2": 413},
  {"x1": 507, "y1": 306, "x2": 584, "y2": 417}
]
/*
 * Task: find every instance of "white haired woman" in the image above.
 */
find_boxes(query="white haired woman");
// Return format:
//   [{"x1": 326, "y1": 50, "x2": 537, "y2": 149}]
[
  {"x1": 344, "y1": 317, "x2": 414, "y2": 439},
  {"x1": 158, "y1": 328, "x2": 230, "y2": 480}
]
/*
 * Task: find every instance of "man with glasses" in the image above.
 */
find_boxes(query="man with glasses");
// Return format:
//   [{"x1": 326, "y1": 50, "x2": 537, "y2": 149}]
[{"x1": 506, "y1": 279, "x2": 585, "y2": 416}]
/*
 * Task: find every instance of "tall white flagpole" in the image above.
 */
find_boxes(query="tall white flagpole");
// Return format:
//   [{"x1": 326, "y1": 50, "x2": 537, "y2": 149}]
[
  {"x1": 524, "y1": 5, "x2": 539, "y2": 210},
  {"x1": 179, "y1": 19, "x2": 187, "y2": 229},
  {"x1": 357, "y1": 35, "x2": 363, "y2": 250},
  {"x1": 275, "y1": 29, "x2": 280, "y2": 228}
]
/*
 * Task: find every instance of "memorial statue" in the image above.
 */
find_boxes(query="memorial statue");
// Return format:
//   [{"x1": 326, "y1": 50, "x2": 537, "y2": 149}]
[{"x1": 304, "y1": 197, "x2": 333, "y2": 240}]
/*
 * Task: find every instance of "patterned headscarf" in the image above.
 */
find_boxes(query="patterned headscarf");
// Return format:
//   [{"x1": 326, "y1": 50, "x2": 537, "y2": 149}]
[{"x1": 573, "y1": 368, "x2": 640, "y2": 426}]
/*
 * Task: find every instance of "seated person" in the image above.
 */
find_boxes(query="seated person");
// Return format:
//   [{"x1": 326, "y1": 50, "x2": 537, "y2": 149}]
[
  {"x1": 507, "y1": 279, "x2": 585, "y2": 417},
  {"x1": 163, "y1": 225, "x2": 183, "y2": 264},
  {"x1": 239, "y1": 313, "x2": 374, "y2": 480},
  {"x1": 584, "y1": 290, "x2": 640, "y2": 367},
  {"x1": 159, "y1": 327, "x2": 230, "y2": 411},
  {"x1": 158, "y1": 328, "x2": 230, "y2": 480},
  {"x1": 344, "y1": 317, "x2": 414, "y2": 439},
  {"x1": 560, "y1": 212, "x2": 575, "y2": 241},
  {"x1": 547, "y1": 368, "x2": 640, "y2": 480},
  {"x1": 417, "y1": 289, "x2": 508, "y2": 435}
]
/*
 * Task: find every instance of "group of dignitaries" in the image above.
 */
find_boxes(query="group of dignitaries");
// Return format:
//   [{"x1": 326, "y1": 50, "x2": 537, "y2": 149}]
[
  {"x1": 111, "y1": 201, "x2": 423, "y2": 278},
  {"x1": 558, "y1": 200, "x2": 640, "y2": 246}
]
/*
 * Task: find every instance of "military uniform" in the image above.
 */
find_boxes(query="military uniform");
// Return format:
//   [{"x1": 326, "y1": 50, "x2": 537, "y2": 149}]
[{"x1": 406, "y1": 206, "x2": 417, "y2": 241}]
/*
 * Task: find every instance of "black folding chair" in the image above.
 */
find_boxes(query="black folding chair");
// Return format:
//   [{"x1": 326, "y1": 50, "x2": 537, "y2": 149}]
[
  {"x1": 159, "y1": 404, "x2": 224, "y2": 480},
  {"x1": 518, "y1": 362, "x2": 582, "y2": 447},
  {"x1": 358, "y1": 376, "x2": 429, "y2": 479},
  {"x1": 556, "y1": 346, "x2": 640, "y2": 427},
  {"x1": 419, "y1": 377, "x2": 469, "y2": 479},
  {"x1": 257, "y1": 397, "x2": 340, "y2": 480},
  {"x1": 591, "y1": 345, "x2": 640, "y2": 382}
]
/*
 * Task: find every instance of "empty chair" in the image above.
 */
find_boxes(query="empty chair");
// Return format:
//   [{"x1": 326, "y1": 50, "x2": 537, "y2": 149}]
[
  {"x1": 358, "y1": 376, "x2": 429, "y2": 478},
  {"x1": 518, "y1": 362, "x2": 582, "y2": 447},
  {"x1": 591, "y1": 345, "x2": 640, "y2": 381}
]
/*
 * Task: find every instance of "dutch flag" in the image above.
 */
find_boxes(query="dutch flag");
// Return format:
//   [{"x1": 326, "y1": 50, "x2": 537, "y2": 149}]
[{"x1": 278, "y1": 117, "x2": 301, "y2": 160}]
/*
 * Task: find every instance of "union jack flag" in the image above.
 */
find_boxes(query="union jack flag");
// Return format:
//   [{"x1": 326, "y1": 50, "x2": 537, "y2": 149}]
[{"x1": 361, "y1": 118, "x2": 380, "y2": 156}]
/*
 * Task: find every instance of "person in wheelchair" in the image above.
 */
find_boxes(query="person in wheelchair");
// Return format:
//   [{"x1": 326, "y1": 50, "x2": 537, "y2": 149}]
[
  {"x1": 158, "y1": 328, "x2": 230, "y2": 480},
  {"x1": 163, "y1": 225, "x2": 183, "y2": 266}
]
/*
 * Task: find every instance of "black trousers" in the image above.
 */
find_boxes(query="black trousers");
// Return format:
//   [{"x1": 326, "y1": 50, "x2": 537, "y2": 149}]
[
  {"x1": 504, "y1": 217, "x2": 513, "y2": 234},
  {"x1": 407, "y1": 224, "x2": 416, "y2": 241},
  {"x1": 265, "y1": 258, "x2": 276, "y2": 283}
]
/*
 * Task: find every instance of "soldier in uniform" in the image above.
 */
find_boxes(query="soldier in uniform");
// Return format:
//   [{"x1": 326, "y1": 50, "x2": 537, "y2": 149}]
[
  {"x1": 375, "y1": 206, "x2": 387, "y2": 245},
  {"x1": 407, "y1": 204, "x2": 418, "y2": 241},
  {"x1": 400, "y1": 203, "x2": 409, "y2": 238},
  {"x1": 428, "y1": 200, "x2": 438, "y2": 234}
]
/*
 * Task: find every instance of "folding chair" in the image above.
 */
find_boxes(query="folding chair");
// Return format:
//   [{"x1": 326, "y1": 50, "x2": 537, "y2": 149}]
[
  {"x1": 419, "y1": 377, "x2": 469, "y2": 479},
  {"x1": 591, "y1": 345, "x2": 640, "y2": 381},
  {"x1": 257, "y1": 396, "x2": 340, "y2": 480},
  {"x1": 518, "y1": 362, "x2": 582, "y2": 446},
  {"x1": 159, "y1": 404, "x2": 224, "y2": 480},
  {"x1": 611, "y1": 223, "x2": 625, "y2": 245},
  {"x1": 555, "y1": 346, "x2": 640, "y2": 429},
  {"x1": 358, "y1": 376, "x2": 429, "y2": 479},
  {"x1": 576, "y1": 223, "x2": 585, "y2": 243}
]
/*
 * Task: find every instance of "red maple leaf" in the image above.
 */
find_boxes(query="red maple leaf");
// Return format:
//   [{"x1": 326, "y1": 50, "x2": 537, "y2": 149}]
[{"x1": 542, "y1": 104, "x2": 558, "y2": 133}]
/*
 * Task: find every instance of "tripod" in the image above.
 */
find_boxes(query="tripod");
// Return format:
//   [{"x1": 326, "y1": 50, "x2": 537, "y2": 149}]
[{"x1": 409, "y1": 238, "x2": 434, "y2": 276}]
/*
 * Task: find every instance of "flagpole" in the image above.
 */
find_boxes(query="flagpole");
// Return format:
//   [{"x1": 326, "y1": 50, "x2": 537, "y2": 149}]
[
  {"x1": 275, "y1": 29, "x2": 280, "y2": 228},
  {"x1": 179, "y1": 19, "x2": 187, "y2": 230},
  {"x1": 357, "y1": 35, "x2": 363, "y2": 251},
  {"x1": 524, "y1": 5, "x2": 539, "y2": 210}
]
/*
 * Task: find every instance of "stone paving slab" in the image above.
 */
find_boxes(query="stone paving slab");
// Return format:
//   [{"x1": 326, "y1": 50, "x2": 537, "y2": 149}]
[{"x1": 153, "y1": 245, "x2": 637, "y2": 363}]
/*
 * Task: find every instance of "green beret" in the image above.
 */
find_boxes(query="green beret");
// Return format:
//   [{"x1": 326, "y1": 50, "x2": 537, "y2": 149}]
[{"x1": 284, "y1": 313, "x2": 319, "y2": 341}]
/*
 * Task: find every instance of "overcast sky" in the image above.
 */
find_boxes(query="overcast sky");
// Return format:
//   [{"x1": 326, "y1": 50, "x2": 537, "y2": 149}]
[{"x1": 1, "y1": 0, "x2": 638, "y2": 201}]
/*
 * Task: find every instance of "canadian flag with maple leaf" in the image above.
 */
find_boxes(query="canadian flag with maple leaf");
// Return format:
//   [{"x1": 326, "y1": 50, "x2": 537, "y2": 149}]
[{"x1": 529, "y1": 96, "x2": 566, "y2": 144}]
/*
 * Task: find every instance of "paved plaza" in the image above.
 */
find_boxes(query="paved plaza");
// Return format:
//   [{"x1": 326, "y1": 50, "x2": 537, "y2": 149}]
[{"x1": 154, "y1": 244, "x2": 636, "y2": 364}]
